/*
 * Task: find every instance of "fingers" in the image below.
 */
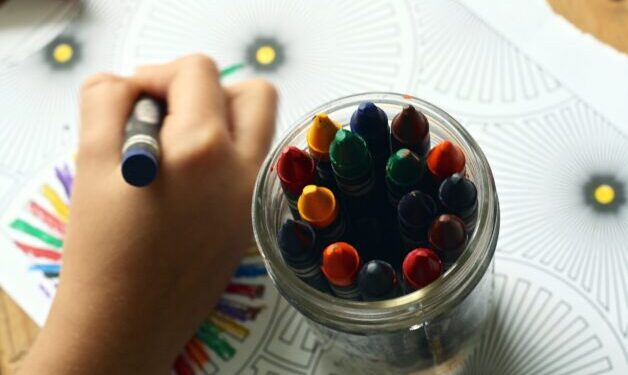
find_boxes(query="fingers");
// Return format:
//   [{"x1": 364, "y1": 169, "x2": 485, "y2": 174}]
[
  {"x1": 225, "y1": 79, "x2": 278, "y2": 164},
  {"x1": 79, "y1": 73, "x2": 140, "y2": 165},
  {"x1": 132, "y1": 54, "x2": 227, "y2": 128},
  {"x1": 78, "y1": 55, "x2": 276, "y2": 178}
]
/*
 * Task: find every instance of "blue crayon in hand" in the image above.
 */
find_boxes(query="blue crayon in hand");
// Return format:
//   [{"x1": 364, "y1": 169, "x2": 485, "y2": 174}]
[
  {"x1": 121, "y1": 96, "x2": 166, "y2": 187},
  {"x1": 278, "y1": 219, "x2": 330, "y2": 292}
]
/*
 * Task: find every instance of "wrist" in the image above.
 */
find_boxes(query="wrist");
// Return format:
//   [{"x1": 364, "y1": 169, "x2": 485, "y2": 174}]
[{"x1": 19, "y1": 283, "x2": 170, "y2": 375}]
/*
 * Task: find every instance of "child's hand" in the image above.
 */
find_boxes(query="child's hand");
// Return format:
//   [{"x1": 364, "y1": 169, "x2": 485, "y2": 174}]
[{"x1": 19, "y1": 55, "x2": 277, "y2": 375}]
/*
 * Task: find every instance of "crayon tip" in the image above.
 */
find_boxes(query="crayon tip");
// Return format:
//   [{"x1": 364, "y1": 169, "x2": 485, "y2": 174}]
[
  {"x1": 330, "y1": 129, "x2": 372, "y2": 178},
  {"x1": 350, "y1": 102, "x2": 389, "y2": 140},
  {"x1": 402, "y1": 248, "x2": 442, "y2": 291},
  {"x1": 391, "y1": 105, "x2": 429, "y2": 144},
  {"x1": 438, "y1": 173, "x2": 477, "y2": 212},
  {"x1": 121, "y1": 149, "x2": 158, "y2": 187},
  {"x1": 398, "y1": 190, "x2": 438, "y2": 228},
  {"x1": 278, "y1": 219, "x2": 316, "y2": 258},
  {"x1": 276, "y1": 146, "x2": 316, "y2": 194},
  {"x1": 321, "y1": 242, "x2": 361, "y2": 287},
  {"x1": 358, "y1": 260, "x2": 397, "y2": 300},
  {"x1": 386, "y1": 149, "x2": 423, "y2": 188},
  {"x1": 428, "y1": 214, "x2": 467, "y2": 253},
  {"x1": 426, "y1": 140, "x2": 465, "y2": 180},
  {"x1": 297, "y1": 185, "x2": 338, "y2": 228},
  {"x1": 307, "y1": 113, "x2": 341, "y2": 160}
]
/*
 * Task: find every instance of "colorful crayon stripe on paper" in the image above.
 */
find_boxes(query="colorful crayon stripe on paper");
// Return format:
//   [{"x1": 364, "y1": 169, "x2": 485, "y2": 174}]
[
  {"x1": 41, "y1": 184, "x2": 69, "y2": 222},
  {"x1": 29, "y1": 201, "x2": 65, "y2": 235},
  {"x1": 11, "y1": 219, "x2": 63, "y2": 248}
]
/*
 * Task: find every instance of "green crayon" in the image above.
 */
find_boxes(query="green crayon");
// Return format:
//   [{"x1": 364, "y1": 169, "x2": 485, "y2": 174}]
[
  {"x1": 330, "y1": 129, "x2": 381, "y2": 259},
  {"x1": 385, "y1": 149, "x2": 424, "y2": 207},
  {"x1": 330, "y1": 129, "x2": 375, "y2": 200}
]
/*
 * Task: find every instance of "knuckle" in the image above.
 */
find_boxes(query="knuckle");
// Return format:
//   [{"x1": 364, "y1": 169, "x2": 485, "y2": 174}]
[
  {"x1": 193, "y1": 126, "x2": 228, "y2": 156},
  {"x1": 167, "y1": 125, "x2": 229, "y2": 169},
  {"x1": 80, "y1": 73, "x2": 118, "y2": 95},
  {"x1": 182, "y1": 54, "x2": 219, "y2": 76},
  {"x1": 250, "y1": 79, "x2": 278, "y2": 102},
  {"x1": 81, "y1": 74, "x2": 134, "y2": 102}
]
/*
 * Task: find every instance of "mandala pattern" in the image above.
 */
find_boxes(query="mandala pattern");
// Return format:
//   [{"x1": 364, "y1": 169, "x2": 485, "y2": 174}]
[
  {"x1": 462, "y1": 256, "x2": 626, "y2": 374},
  {"x1": 118, "y1": 0, "x2": 416, "y2": 134},
  {"x1": 0, "y1": 0, "x2": 79, "y2": 71},
  {"x1": 0, "y1": 1, "x2": 133, "y2": 176},
  {"x1": 408, "y1": 0, "x2": 571, "y2": 118},
  {"x1": 0, "y1": 0, "x2": 627, "y2": 374},
  {"x1": 474, "y1": 98, "x2": 628, "y2": 339}
]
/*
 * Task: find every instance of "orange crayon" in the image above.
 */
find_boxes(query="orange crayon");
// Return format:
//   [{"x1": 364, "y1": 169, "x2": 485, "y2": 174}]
[
  {"x1": 426, "y1": 140, "x2": 465, "y2": 182},
  {"x1": 297, "y1": 185, "x2": 346, "y2": 246},
  {"x1": 426, "y1": 140, "x2": 466, "y2": 194},
  {"x1": 321, "y1": 242, "x2": 361, "y2": 300}
]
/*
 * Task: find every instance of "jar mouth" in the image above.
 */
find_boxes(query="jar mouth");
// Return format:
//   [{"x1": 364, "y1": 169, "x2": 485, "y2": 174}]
[{"x1": 253, "y1": 92, "x2": 500, "y2": 332}]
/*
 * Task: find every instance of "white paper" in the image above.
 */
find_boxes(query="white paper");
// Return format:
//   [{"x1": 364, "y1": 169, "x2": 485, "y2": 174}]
[
  {"x1": 0, "y1": 0, "x2": 79, "y2": 71},
  {"x1": 458, "y1": 0, "x2": 628, "y2": 130},
  {"x1": 0, "y1": 0, "x2": 626, "y2": 373}
]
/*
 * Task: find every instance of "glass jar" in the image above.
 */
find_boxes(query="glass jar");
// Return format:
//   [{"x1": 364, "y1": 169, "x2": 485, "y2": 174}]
[{"x1": 252, "y1": 93, "x2": 500, "y2": 374}]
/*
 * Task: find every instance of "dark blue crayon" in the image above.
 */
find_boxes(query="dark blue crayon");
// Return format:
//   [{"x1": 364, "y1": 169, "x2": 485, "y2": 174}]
[
  {"x1": 357, "y1": 260, "x2": 400, "y2": 301},
  {"x1": 278, "y1": 219, "x2": 330, "y2": 292},
  {"x1": 121, "y1": 96, "x2": 166, "y2": 187},
  {"x1": 398, "y1": 190, "x2": 438, "y2": 252},
  {"x1": 234, "y1": 263, "x2": 268, "y2": 278},
  {"x1": 438, "y1": 173, "x2": 478, "y2": 233},
  {"x1": 350, "y1": 102, "x2": 390, "y2": 181}
]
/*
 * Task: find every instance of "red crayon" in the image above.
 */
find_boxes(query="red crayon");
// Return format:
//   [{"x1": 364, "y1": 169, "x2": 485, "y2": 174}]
[
  {"x1": 428, "y1": 214, "x2": 467, "y2": 265},
  {"x1": 402, "y1": 248, "x2": 443, "y2": 292},
  {"x1": 276, "y1": 146, "x2": 317, "y2": 218},
  {"x1": 321, "y1": 242, "x2": 361, "y2": 300}
]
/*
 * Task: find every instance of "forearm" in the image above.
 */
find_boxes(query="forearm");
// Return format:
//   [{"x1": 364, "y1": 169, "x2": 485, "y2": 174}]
[{"x1": 18, "y1": 286, "x2": 168, "y2": 375}]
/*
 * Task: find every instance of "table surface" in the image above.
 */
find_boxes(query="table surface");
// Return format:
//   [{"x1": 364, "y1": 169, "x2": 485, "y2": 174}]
[{"x1": 1, "y1": 0, "x2": 627, "y2": 373}]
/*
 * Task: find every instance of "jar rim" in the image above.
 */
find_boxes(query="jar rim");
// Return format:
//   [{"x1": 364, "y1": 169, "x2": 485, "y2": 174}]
[{"x1": 252, "y1": 92, "x2": 499, "y2": 333}]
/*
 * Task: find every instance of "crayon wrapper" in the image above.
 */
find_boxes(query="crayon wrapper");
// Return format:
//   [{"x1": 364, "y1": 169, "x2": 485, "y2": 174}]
[{"x1": 122, "y1": 97, "x2": 163, "y2": 157}]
